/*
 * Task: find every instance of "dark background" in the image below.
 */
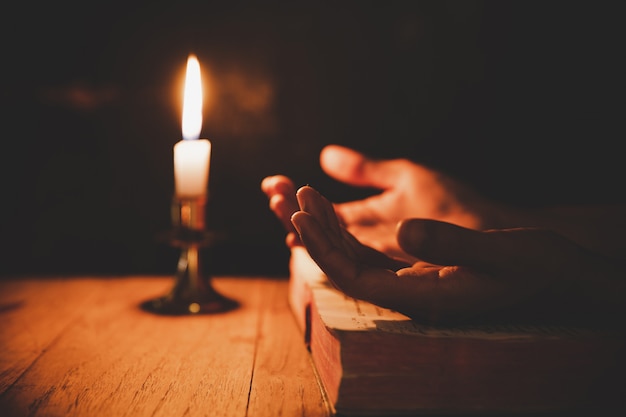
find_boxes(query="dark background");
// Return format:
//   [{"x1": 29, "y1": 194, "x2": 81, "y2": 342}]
[{"x1": 1, "y1": 1, "x2": 623, "y2": 278}]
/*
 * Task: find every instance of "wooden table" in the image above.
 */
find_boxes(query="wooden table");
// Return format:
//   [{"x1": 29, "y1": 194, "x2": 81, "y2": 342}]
[{"x1": 0, "y1": 276, "x2": 331, "y2": 417}]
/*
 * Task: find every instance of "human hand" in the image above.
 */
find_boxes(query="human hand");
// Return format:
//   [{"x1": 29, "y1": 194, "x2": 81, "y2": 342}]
[
  {"x1": 317, "y1": 145, "x2": 501, "y2": 261},
  {"x1": 263, "y1": 145, "x2": 502, "y2": 262},
  {"x1": 290, "y1": 185, "x2": 614, "y2": 325}
]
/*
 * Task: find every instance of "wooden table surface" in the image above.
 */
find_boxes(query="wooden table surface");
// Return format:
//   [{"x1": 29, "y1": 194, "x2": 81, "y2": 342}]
[{"x1": 0, "y1": 276, "x2": 331, "y2": 417}]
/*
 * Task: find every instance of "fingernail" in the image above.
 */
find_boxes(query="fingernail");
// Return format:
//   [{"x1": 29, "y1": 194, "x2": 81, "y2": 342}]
[{"x1": 291, "y1": 212, "x2": 302, "y2": 234}]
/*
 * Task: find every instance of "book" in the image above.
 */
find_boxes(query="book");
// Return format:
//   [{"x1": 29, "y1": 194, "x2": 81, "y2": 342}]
[{"x1": 288, "y1": 246, "x2": 626, "y2": 416}]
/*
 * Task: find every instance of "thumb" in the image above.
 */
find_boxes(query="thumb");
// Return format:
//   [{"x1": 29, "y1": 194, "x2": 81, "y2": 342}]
[
  {"x1": 396, "y1": 219, "x2": 517, "y2": 269},
  {"x1": 320, "y1": 145, "x2": 408, "y2": 189}
]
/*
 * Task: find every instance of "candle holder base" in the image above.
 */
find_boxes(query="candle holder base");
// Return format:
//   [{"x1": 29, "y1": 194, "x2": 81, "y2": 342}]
[
  {"x1": 141, "y1": 243, "x2": 239, "y2": 316},
  {"x1": 140, "y1": 291, "x2": 239, "y2": 316}
]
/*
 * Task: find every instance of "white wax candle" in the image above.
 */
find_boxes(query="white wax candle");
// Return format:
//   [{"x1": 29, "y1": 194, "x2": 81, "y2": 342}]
[
  {"x1": 174, "y1": 138, "x2": 211, "y2": 198},
  {"x1": 174, "y1": 54, "x2": 211, "y2": 199}
]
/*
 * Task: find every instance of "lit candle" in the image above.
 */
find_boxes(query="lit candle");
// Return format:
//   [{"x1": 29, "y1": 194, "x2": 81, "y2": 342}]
[{"x1": 174, "y1": 54, "x2": 211, "y2": 199}]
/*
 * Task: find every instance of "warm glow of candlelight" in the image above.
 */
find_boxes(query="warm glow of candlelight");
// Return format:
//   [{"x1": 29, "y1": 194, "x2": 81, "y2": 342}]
[
  {"x1": 182, "y1": 54, "x2": 203, "y2": 140},
  {"x1": 174, "y1": 54, "x2": 211, "y2": 199}
]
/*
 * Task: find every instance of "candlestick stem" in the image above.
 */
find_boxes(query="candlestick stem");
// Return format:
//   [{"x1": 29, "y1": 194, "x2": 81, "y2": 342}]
[{"x1": 141, "y1": 197, "x2": 238, "y2": 315}]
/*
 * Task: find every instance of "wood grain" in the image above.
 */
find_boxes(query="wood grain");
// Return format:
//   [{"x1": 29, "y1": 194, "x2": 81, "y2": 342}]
[
  {"x1": 248, "y1": 278, "x2": 330, "y2": 417},
  {"x1": 0, "y1": 276, "x2": 330, "y2": 417}
]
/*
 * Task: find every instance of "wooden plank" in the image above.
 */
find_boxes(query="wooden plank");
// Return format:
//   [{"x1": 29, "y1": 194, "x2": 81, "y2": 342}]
[
  {"x1": 0, "y1": 278, "x2": 112, "y2": 395},
  {"x1": 247, "y1": 278, "x2": 330, "y2": 417},
  {"x1": 0, "y1": 277, "x2": 263, "y2": 417}
]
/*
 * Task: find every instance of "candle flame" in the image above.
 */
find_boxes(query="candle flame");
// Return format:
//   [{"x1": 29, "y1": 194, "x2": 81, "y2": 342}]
[{"x1": 182, "y1": 54, "x2": 203, "y2": 140}]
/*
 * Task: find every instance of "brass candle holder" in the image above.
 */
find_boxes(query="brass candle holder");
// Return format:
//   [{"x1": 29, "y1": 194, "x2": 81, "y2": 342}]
[{"x1": 141, "y1": 197, "x2": 239, "y2": 315}]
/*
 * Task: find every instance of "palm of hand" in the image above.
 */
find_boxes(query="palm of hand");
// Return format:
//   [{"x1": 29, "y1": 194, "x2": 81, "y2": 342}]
[
  {"x1": 334, "y1": 161, "x2": 488, "y2": 261},
  {"x1": 291, "y1": 186, "x2": 512, "y2": 324},
  {"x1": 293, "y1": 185, "x2": 591, "y2": 325}
]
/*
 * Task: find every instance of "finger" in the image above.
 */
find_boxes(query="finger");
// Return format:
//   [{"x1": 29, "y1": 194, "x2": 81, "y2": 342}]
[
  {"x1": 291, "y1": 210, "x2": 404, "y2": 293},
  {"x1": 263, "y1": 175, "x2": 300, "y2": 227},
  {"x1": 291, "y1": 210, "x2": 361, "y2": 281},
  {"x1": 295, "y1": 185, "x2": 343, "y2": 240},
  {"x1": 261, "y1": 175, "x2": 296, "y2": 197},
  {"x1": 269, "y1": 193, "x2": 300, "y2": 232},
  {"x1": 295, "y1": 185, "x2": 410, "y2": 270},
  {"x1": 285, "y1": 232, "x2": 300, "y2": 248},
  {"x1": 396, "y1": 219, "x2": 503, "y2": 267},
  {"x1": 320, "y1": 144, "x2": 413, "y2": 190},
  {"x1": 295, "y1": 185, "x2": 363, "y2": 265},
  {"x1": 396, "y1": 218, "x2": 567, "y2": 271}
]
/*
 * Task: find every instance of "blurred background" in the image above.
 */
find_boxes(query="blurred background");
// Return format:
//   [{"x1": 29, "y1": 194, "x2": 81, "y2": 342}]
[{"x1": 1, "y1": 1, "x2": 623, "y2": 278}]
